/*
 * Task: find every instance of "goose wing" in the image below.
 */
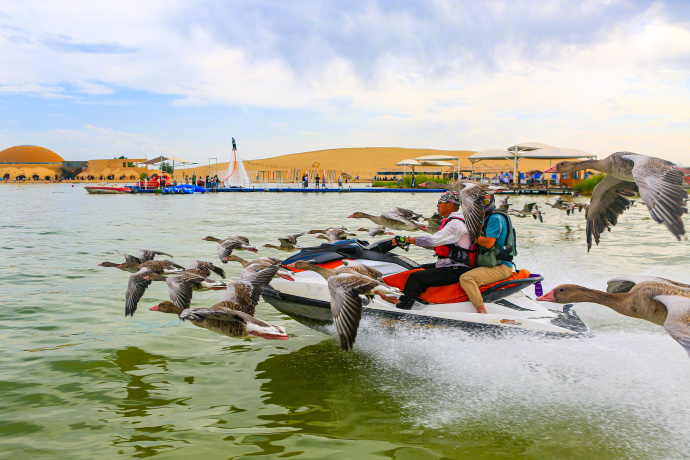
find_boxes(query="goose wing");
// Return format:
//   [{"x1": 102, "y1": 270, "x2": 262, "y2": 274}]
[
  {"x1": 607, "y1": 275, "x2": 690, "y2": 293},
  {"x1": 381, "y1": 209, "x2": 427, "y2": 231},
  {"x1": 180, "y1": 307, "x2": 247, "y2": 324},
  {"x1": 585, "y1": 175, "x2": 638, "y2": 251},
  {"x1": 192, "y1": 260, "x2": 226, "y2": 279},
  {"x1": 327, "y1": 273, "x2": 380, "y2": 351},
  {"x1": 342, "y1": 260, "x2": 383, "y2": 279},
  {"x1": 165, "y1": 275, "x2": 200, "y2": 310},
  {"x1": 217, "y1": 239, "x2": 241, "y2": 262},
  {"x1": 220, "y1": 280, "x2": 257, "y2": 314},
  {"x1": 653, "y1": 295, "x2": 690, "y2": 358},
  {"x1": 459, "y1": 182, "x2": 487, "y2": 242},
  {"x1": 389, "y1": 207, "x2": 423, "y2": 221},
  {"x1": 189, "y1": 260, "x2": 226, "y2": 279},
  {"x1": 139, "y1": 249, "x2": 173, "y2": 261},
  {"x1": 125, "y1": 268, "x2": 153, "y2": 316},
  {"x1": 623, "y1": 154, "x2": 688, "y2": 240},
  {"x1": 522, "y1": 203, "x2": 536, "y2": 213},
  {"x1": 117, "y1": 251, "x2": 142, "y2": 264},
  {"x1": 280, "y1": 232, "x2": 304, "y2": 245}
]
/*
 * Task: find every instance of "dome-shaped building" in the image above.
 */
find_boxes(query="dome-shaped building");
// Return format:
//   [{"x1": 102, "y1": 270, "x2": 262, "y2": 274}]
[
  {"x1": 0, "y1": 145, "x2": 66, "y2": 182},
  {"x1": 0, "y1": 145, "x2": 65, "y2": 164}
]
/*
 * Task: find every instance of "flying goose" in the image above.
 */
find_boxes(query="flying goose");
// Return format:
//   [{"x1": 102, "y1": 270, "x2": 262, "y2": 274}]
[
  {"x1": 544, "y1": 152, "x2": 688, "y2": 250},
  {"x1": 224, "y1": 254, "x2": 295, "y2": 281},
  {"x1": 116, "y1": 249, "x2": 174, "y2": 264},
  {"x1": 357, "y1": 227, "x2": 395, "y2": 237},
  {"x1": 508, "y1": 202, "x2": 536, "y2": 218},
  {"x1": 144, "y1": 272, "x2": 228, "y2": 310},
  {"x1": 100, "y1": 259, "x2": 185, "y2": 275},
  {"x1": 203, "y1": 235, "x2": 258, "y2": 262},
  {"x1": 184, "y1": 260, "x2": 226, "y2": 279},
  {"x1": 531, "y1": 204, "x2": 544, "y2": 223},
  {"x1": 537, "y1": 275, "x2": 690, "y2": 357},
  {"x1": 278, "y1": 233, "x2": 305, "y2": 246},
  {"x1": 288, "y1": 261, "x2": 397, "y2": 350},
  {"x1": 263, "y1": 242, "x2": 301, "y2": 252},
  {"x1": 150, "y1": 279, "x2": 288, "y2": 340},
  {"x1": 348, "y1": 208, "x2": 429, "y2": 232},
  {"x1": 457, "y1": 181, "x2": 496, "y2": 242}
]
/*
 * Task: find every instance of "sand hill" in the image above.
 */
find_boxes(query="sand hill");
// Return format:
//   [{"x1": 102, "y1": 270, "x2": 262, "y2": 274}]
[{"x1": 173, "y1": 147, "x2": 560, "y2": 182}]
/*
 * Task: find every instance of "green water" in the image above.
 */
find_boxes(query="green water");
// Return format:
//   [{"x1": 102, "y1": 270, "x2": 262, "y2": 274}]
[{"x1": 1, "y1": 184, "x2": 689, "y2": 459}]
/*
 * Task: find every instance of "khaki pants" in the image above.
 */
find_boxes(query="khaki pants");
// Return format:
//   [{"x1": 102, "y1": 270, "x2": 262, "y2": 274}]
[{"x1": 459, "y1": 264, "x2": 513, "y2": 307}]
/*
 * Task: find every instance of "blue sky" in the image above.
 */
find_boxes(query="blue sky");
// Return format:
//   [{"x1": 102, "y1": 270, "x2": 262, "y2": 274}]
[{"x1": 1, "y1": 0, "x2": 689, "y2": 164}]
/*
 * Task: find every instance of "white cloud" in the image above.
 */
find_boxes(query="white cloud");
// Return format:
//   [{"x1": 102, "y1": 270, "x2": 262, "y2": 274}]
[{"x1": 0, "y1": 1, "x2": 689, "y2": 163}]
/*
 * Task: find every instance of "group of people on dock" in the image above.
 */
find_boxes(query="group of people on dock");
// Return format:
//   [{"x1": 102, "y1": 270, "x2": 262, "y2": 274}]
[
  {"x1": 184, "y1": 174, "x2": 220, "y2": 189},
  {"x1": 302, "y1": 173, "x2": 346, "y2": 189}
]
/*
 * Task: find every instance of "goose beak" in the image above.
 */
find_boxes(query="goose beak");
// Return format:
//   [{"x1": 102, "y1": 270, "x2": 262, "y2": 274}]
[
  {"x1": 347, "y1": 214, "x2": 355, "y2": 218},
  {"x1": 536, "y1": 290, "x2": 556, "y2": 302},
  {"x1": 149, "y1": 305, "x2": 160, "y2": 311},
  {"x1": 543, "y1": 165, "x2": 557, "y2": 173}
]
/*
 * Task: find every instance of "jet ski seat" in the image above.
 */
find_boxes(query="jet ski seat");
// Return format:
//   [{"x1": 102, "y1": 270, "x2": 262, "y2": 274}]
[{"x1": 383, "y1": 269, "x2": 538, "y2": 304}]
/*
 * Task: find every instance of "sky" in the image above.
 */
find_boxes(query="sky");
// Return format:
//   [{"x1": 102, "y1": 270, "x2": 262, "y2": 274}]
[{"x1": 1, "y1": 0, "x2": 689, "y2": 164}]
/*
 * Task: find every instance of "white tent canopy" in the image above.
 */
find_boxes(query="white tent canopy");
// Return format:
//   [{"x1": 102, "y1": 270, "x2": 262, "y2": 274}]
[
  {"x1": 396, "y1": 159, "x2": 422, "y2": 166},
  {"x1": 518, "y1": 147, "x2": 595, "y2": 160},
  {"x1": 418, "y1": 160, "x2": 455, "y2": 167},
  {"x1": 413, "y1": 154, "x2": 461, "y2": 176},
  {"x1": 396, "y1": 159, "x2": 420, "y2": 176},
  {"x1": 468, "y1": 149, "x2": 514, "y2": 161},
  {"x1": 468, "y1": 144, "x2": 596, "y2": 179},
  {"x1": 138, "y1": 156, "x2": 193, "y2": 165},
  {"x1": 413, "y1": 154, "x2": 460, "y2": 161},
  {"x1": 507, "y1": 142, "x2": 555, "y2": 152},
  {"x1": 138, "y1": 155, "x2": 197, "y2": 181}
]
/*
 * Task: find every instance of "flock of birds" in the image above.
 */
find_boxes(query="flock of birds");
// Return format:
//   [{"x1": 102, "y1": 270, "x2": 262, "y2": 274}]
[
  {"x1": 500, "y1": 195, "x2": 589, "y2": 223},
  {"x1": 97, "y1": 152, "x2": 689, "y2": 356}
]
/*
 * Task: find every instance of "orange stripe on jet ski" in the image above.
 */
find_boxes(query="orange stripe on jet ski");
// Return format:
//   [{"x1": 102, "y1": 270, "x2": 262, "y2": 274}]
[{"x1": 383, "y1": 269, "x2": 532, "y2": 304}]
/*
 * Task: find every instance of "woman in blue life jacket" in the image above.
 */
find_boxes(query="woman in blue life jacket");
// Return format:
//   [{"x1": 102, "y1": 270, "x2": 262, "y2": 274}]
[
  {"x1": 384, "y1": 190, "x2": 475, "y2": 310},
  {"x1": 459, "y1": 194, "x2": 517, "y2": 314}
]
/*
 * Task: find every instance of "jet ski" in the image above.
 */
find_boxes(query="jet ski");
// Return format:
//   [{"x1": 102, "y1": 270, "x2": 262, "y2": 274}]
[{"x1": 262, "y1": 239, "x2": 590, "y2": 337}]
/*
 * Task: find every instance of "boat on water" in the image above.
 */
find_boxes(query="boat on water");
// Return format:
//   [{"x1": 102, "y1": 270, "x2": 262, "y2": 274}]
[
  {"x1": 262, "y1": 239, "x2": 590, "y2": 337},
  {"x1": 84, "y1": 186, "x2": 133, "y2": 194}
]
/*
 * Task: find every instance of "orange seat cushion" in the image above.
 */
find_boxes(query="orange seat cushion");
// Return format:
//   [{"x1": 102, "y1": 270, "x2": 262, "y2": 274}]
[{"x1": 383, "y1": 269, "x2": 531, "y2": 304}]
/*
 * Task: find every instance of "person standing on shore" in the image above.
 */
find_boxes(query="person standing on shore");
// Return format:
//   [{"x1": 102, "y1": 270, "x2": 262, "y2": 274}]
[
  {"x1": 338, "y1": 175, "x2": 343, "y2": 188},
  {"x1": 315, "y1": 174, "x2": 320, "y2": 189},
  {"x1": 192, "y1": 173, "x2": 196, "y2": 186}
]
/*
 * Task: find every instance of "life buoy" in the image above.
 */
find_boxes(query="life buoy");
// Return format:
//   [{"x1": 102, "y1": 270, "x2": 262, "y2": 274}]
[{"x1": 312, "y1": 162, "x2": 320, "y2": 168}]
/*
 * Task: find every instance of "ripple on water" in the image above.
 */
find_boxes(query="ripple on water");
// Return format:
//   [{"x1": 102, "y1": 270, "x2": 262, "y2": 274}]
[{"x1": 0, "y1": 186, "x2": 688, "y2": 458}]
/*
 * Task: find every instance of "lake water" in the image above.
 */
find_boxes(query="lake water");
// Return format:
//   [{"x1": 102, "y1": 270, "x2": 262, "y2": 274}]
[{"x1": 1, "y1": 184, "x2": 689, "y2": 459}]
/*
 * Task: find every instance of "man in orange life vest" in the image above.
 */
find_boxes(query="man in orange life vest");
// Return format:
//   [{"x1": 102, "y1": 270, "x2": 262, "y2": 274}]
[{"x1": 386, "y1": 190, "x2": 475, "y2": 310}]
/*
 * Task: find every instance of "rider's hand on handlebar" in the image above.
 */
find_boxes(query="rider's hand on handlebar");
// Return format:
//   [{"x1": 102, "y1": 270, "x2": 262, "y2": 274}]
[{"x1": 394, "y1": 235, "x2": 407, "y2": 246}]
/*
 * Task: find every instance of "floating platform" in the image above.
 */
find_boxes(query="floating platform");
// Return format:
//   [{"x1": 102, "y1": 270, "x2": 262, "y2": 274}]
[{"x1": 130, "y1": 186, "x2": 573, "y2": 195}]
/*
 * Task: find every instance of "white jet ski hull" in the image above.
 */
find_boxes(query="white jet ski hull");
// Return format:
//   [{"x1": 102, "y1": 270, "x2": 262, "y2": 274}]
[{"x1": 262, "y1": 263, "x2": 590, "y2": 336}]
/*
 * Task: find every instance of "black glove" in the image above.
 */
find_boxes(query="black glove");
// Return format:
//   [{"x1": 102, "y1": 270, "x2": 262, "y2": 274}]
[{"x1": 394, "y1": 235, "x2": 411, "y2": 251}]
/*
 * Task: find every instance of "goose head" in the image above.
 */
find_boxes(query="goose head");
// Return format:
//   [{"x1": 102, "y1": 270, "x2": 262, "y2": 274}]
[
  {"x1": 544, "y1": 161, "x2": 580, "y2": 174},
  {"x1": 149, "y1": 301, "x2": 185, "y2": 315},
  {"x1": 537, "y1": 284, "x2": 587, "y2": 303}
]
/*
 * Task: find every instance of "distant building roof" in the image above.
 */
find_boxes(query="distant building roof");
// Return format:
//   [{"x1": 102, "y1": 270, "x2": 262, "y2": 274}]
[{"x1": 0, "y1": 145, "x2": 65, "y2": 163}]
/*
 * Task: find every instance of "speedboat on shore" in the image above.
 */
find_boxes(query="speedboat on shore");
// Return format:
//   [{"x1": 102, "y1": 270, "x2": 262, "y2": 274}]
[
  {"x1": 262, "y1": 239, "x2": 590, "y2": 337},
  {"x1": 84, "y1": 186, "x2": 132, "y2": 194}
]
